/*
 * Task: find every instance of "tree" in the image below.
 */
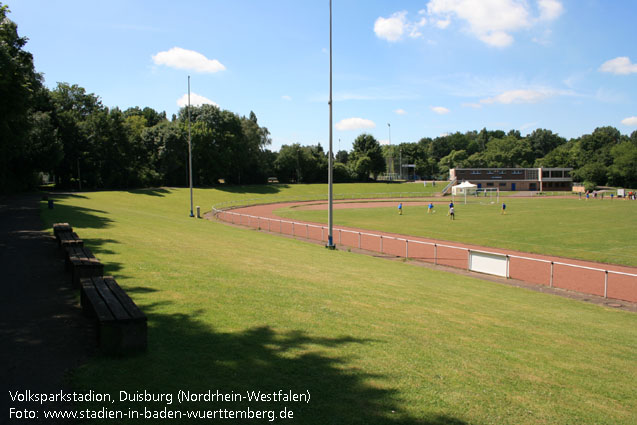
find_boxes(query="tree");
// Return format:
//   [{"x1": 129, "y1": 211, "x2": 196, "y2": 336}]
[
  {"x1": 49, "y1": 83, "x2": 103, "y2": 188},
  {"x1": 0, "y1": 4, "x2": 48, "y2": 192},
  {"x1": 275, "y1": 144, "x2": 307, "y2": 183},
  {"x1": 333, "y1": 162, "x2": 353, "y2": 182},
  {"x1": 608, "y1": 141, "x2": 637, "y2": 188},
  {"x1": 335, "y1": 150, "x2": 349, "y2": 164},
  {"x1": 527, "y1": 128, "x2": 566, "y2": 158},
  {"x1": 238, "y1": 111, "x2": 272, "y2": 184},
  {"x1": 535, "y1": 142, "x2": 575, "y2": 168},
  {"x1": 571, "y1": 163, "x2": 607, "y2": 186},
  {"x1": 141, "y1": 121, "x2": 187, "y2": 186},
  {"x1": 438, "y1": 150, "x2": 468, "y2": 175},
  {"x1": 352, "y1": 155, "x2": 373, "y2": 181},
  {"x1": 274, "y1": 144, "x2": 326, "y2": 183},
  {"x1": 481, "y1": 136, "x2": 534, "y2": 167},
  {"x1": 350, "y1": 134, "x2": 385, "y2": 180}
]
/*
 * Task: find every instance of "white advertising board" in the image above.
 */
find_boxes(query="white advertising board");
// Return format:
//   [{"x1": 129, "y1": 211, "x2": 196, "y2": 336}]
[{"x1": 469, "y1": 251, "x2": 508, "y2": 277}]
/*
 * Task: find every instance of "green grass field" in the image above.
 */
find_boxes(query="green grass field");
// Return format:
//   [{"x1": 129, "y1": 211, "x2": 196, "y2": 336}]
[
  {"x1": 42, "y1": 185, "x2": 637, "y2": 425},
  {"x1": 276, "y1": 197, "x2": 637, "y2": 267}
]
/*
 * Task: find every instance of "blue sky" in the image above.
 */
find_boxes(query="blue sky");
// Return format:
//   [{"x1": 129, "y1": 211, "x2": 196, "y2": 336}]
[{"x1": 8, "y1": 0, "x2": 637, "y2": 152}]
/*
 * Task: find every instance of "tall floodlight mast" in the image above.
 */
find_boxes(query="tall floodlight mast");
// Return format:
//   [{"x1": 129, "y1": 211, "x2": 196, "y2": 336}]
[
  {"x1": 326, "y1": 0, "x2": 335, "y2": 249},
  {"x1": 188, "y1": 76, "x2": 194, "y2": 217},
  {"x1": 388, "y1": 123, "x2": 392, "y2": 176}
]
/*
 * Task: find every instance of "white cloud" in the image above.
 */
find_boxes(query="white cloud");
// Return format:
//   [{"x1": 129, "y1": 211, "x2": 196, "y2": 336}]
[
  {"x1": 480, "y1": 89, "x2": 553, "y2": 104},
  {"x1": 462, "y1": 102, "x2": 483, "y2": 109},
  {"x1": 427, "y1": 0, "x2": 564, "y2": 47},
  {"x1": 431, "y1": 106, "x2": 450, "y2": 114},
  {"x1": 177, "y1": 93, "x2": 218, "y2": 107},
  {"x1": 436, "y1": 19, "x2": 451, "y2": 29},
  {"x1": 335, "y1": 118, "x2": 376, "y2": 131},
  {"x1": 599, "y1": 57, "x2": 637, "y2": 75},
  {"x1": 395, "y1": 108, "x2": 407, "y2": 115},
  {"x1": 374, "y1": 11, "x2": 426, "y2": 42},
  {"x1": 538, "y1": 0, "x2": 564, "y2": 21},
  {"x1": 374, "y1": 11, "x2": 406, "y2": 42},
  {"x1": 152, "y1": 47, "x2": 226, "y2": 73},
  {"x1": 282, "y1": 95, "x2": 292, "y2": 101},
  {"x1": 479, "y1": 31, "x2": 514, "y2": 47},
  {"x1": 621, "y1": 116, "x2": 637, "y2": 126}
]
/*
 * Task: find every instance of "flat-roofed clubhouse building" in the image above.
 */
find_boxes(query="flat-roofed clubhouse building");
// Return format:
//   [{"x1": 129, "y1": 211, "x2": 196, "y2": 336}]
[{"x1": 449, "y1": 168, "x2": 573, "y2": 191}]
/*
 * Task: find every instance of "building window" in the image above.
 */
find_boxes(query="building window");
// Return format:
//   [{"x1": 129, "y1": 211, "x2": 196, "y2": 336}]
[
  {"x1": 487, "y1": 171, "x2": 494, "y2": 174},
  {"x1": 499, "y1": 182, "x2": 506, "y2": 187},
  {"x1": 471, "y1": 170, "x2": 481, "y2": 174},
  {"x1": 542, "y1": 170, "x2": 550, "y2": 178},
  {"x1": 487, "y1": 182, "x2": 494, "y2": 187}
]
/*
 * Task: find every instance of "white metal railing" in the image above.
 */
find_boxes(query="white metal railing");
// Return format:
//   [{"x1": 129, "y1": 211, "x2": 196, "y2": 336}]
[
  {"x1": 211, "y1": 203, "x2": 637, "y2": 303},
  {"x1": 441, "y1": 178, "x2": 456, "y2": 195}
]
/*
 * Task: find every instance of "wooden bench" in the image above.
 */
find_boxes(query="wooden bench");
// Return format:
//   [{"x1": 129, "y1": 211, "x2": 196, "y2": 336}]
[
  {"x1": 53, "y1": 222, "x2": 72, "y2": 244},
  {"x1": 65, "y1": 246, "x2": 104, "y2": 287},
  {"x1": 57, "y1": 231, "x2": 84, "y2": 249},
  {"x1": 80, "y1": 276, "x2": 147, "y2": 354}
]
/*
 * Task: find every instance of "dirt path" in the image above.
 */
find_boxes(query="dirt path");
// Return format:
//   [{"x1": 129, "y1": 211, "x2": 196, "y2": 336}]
[{"x1": 0, "y1": 194, "x2": 92, "y2": 424}]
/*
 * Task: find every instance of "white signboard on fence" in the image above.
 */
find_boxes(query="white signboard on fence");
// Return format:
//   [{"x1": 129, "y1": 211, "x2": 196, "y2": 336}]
[{"x1": 469, "y1": 251, "x2": 508, "y2": 277}]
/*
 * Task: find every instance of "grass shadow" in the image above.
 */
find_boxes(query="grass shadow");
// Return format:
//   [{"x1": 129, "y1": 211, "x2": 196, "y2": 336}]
[
  {"x1": 44, "y1": 192, "x2": 89, "y2": 199},
  {"x1": 127, "y1": 188, "x2": 173, "y2": 197},
  {"x1": 214, "y1": 184, "x2": 290, "y2": 194},
  {"x1": 75, "y1": 302, "x2": 469, "y2": 425},
  {"x1": 41, "y1": 199, "x2": 113, "y2": 230}
]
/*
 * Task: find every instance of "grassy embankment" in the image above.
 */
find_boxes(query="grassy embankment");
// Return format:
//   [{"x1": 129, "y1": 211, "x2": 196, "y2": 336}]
[{"x1": 42, "y1": 185, "x2": 636, "y2": 425}]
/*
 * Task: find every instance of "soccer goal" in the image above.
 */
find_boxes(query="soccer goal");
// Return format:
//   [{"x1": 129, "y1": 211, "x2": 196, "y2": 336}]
[{"x1": 453, "y1": 188, "x2": 500, "y2": 205}]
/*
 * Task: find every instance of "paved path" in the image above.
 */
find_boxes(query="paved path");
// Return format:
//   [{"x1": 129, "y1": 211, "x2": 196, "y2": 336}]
[{"x1": 0, "y1": 194, "x2": 92, "y2": 424}]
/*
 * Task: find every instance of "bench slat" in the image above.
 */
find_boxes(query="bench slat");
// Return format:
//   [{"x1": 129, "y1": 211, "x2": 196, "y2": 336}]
[
  {"x1": 53, "y1": 223, "x2": 72, "y2": 235},
  {"x1": 81, "y1": 279, "x2": 115, "y2": 322},
  {"x1": 94, "y1": 277, "x2": 131, "y2": 321},
  {"x1": 104, "y1": 277, "x2": 146, "y2": 321},
  {"x1": 58, "y1": 231, "x2": 83, "y2": 248}
]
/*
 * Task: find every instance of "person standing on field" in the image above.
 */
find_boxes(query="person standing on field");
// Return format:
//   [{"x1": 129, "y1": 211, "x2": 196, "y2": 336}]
[
  {"x1": 501, "y1": 203, "x2": 506, "y2": 215},
  {"x1": 398, "y1": 202, "x2": 403, "y2": 215},
  {"x1": 428, "y1": 202, "x2": 434, "y2": 214},
  {"x1": 449, "y1": 206, "x2": 455, "y2": 220}
]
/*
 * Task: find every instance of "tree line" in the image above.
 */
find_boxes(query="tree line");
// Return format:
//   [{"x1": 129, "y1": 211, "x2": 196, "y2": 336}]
[{"x1": 2, "y1": 4, "x2": 636, "y2": 193}]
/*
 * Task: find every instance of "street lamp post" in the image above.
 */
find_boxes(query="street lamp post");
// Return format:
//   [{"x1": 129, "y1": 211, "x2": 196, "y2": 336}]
[{"x1": 326, "y1": 0, "x2": 335, "y2": 249}]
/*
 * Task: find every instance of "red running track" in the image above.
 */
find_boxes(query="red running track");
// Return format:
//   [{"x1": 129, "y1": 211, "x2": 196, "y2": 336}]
[{"x1": 215, "y1": 200, "x2": 637, "y2": 304}]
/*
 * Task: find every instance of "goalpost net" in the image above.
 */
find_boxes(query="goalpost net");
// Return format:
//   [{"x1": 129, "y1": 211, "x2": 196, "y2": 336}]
[{"x1": 453, "y1": 188, "x2": 500, "y2": 205}]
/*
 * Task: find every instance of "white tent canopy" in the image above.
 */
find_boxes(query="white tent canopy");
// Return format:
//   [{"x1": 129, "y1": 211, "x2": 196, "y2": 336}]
[{"x1": 452, "y1": 181, "x2": 477, "y2": 195}]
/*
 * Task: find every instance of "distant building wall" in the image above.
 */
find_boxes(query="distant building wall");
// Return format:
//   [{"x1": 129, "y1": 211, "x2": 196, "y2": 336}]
[{"x1": 450, "y1": 168, "x2": 573, "y2": 191}]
